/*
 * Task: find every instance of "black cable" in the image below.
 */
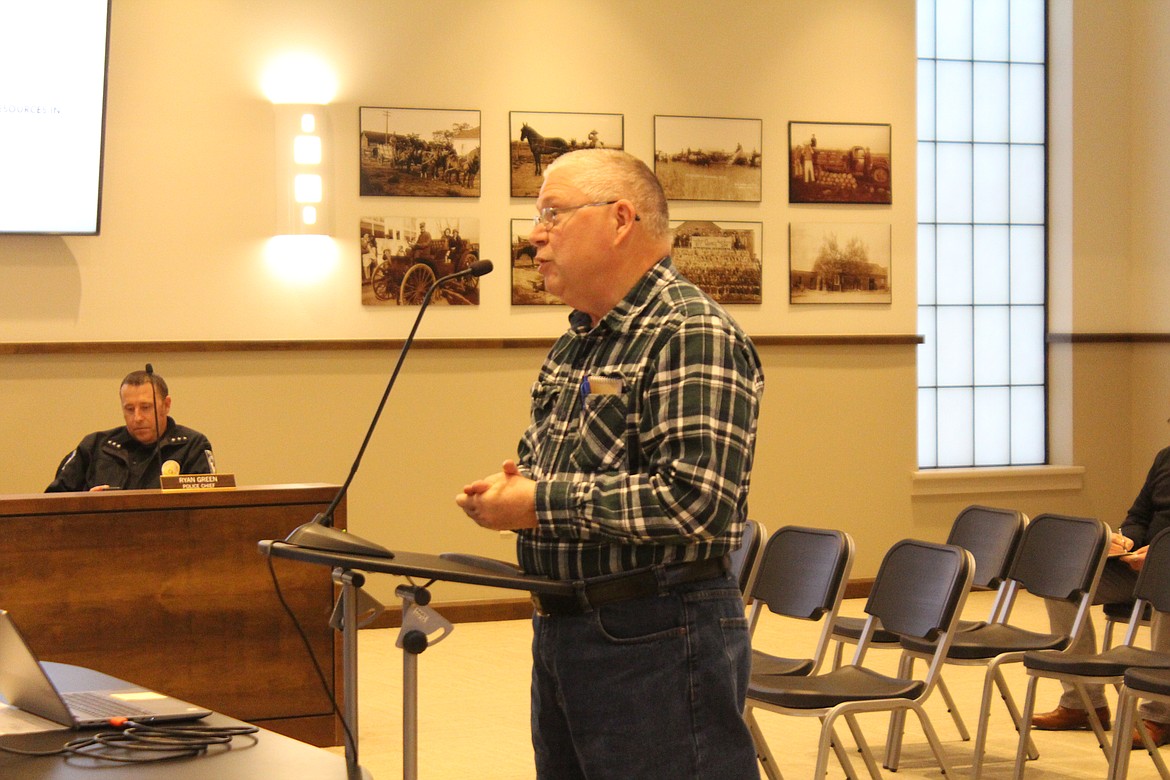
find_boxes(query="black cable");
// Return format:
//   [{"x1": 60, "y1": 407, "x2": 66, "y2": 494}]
[
  {"x1": 0, "y1": 721, "x2": 259, "y2": 764},
  {"x1": 264, "y1": 552, "x2": 357, "y2": 761}
]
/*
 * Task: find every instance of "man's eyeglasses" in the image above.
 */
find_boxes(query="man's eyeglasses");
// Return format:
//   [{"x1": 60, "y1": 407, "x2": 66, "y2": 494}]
[{"x1": 532, "y1": 200, "x2": 638, "y2": 230}]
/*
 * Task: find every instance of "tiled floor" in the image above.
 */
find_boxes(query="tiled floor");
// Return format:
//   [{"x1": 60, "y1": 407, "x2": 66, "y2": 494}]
[{"x1": 326, "y1": 590, "x2": 1168, "y2": 778}]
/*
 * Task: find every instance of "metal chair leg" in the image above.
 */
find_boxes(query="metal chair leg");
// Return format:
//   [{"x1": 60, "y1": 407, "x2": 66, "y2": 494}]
[
  {"x1": 1011, "y1": 674, "x2": 1040, "y2": 779},
  {"x1": 992, "y1": 665, "x2": 1039, "y2": 761},
  {"x1": 970, "y1": 665, "x2": 1000, "y2": 780},
  {"x1": 1073, "y1": 682, "x2": 1112, "y2": 754},
  {"x1": 884, "y1": 653, "x2": 913, "y2": 771},
  {"x1": 913, "y1": 701, "x2": 959, "y2": 779},
  {"x1": 745, "y1": 707, "x2": 784, "y2": 780},
  {"x1": 937, "y1": 675, "x2": 971, "y2": 740},
  {"x1": 843, "y1": 712, "x2": 883, "y2": 780},
  {"x1": 1109, "y1": 688, "x2": 1137, "y2": 780},
  {"x1": 818, "y1": 713, "x2": 863, "y2": 780},
  {"x1": 1140, "y1": 720, "x2": 1170, "y2": 779}
]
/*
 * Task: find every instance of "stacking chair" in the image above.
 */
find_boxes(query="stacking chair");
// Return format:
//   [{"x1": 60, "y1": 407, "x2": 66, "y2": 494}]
[
  {"x1": 741, "y1": 526, "x2": 853, "y2": 779},
  {"x1": 746, "y1": 538, "x2": 974, "y2": 780},
  {"x1": 1110, "y1": 666, "x2": 1170, "y2": 779},
  {"x1": 1104, "y1": 600, "x2": 1153, "y2": 650},
  {"x1": 830, "y1": 505, "x2": 1026, "y2": 743},
  {"x1": 745, "y1": 526, "x2": 854, "y2": 677},
  {"x1": 729, "y1": 518, "x2": 767, "y2": 598},
  {"x1": 1013, "y1": 527, "x2": 1170, "y2": 777},
  {"x1": 895, "y1": 513, "x2": 1110, "y2": 778}
]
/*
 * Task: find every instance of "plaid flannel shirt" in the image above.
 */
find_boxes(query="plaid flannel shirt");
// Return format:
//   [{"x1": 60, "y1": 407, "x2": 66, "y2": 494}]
[{"x1": 516, "y1": 256, "x2": 764, "y2": 580}]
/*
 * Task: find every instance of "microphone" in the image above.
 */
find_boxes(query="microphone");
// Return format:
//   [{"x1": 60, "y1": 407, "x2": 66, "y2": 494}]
[
  {"x1": 145, "y1": 363, "x2": 165, "y2": 473},
  {"x1": 283, "y1": 260, "x2": 495, "y2": 558}
]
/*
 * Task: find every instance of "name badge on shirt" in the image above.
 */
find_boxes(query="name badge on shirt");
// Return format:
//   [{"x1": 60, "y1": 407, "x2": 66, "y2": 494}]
[{"x1": 581, "y1": 375, "x2": 623, "y2": 397}]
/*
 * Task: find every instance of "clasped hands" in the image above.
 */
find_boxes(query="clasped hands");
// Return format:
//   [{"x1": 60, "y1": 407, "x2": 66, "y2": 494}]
[{"x1": 456, "y1": 460, "x2": 538, "y2": 531}]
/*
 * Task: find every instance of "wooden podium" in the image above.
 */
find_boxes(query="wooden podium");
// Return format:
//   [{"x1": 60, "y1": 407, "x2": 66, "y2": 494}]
[{"x1": 0, "y1": 484, "x2": 344, "y2": 746}]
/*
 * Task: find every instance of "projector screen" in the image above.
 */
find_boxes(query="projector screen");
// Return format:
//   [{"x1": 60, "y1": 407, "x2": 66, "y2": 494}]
[{"x1": 0, "y1": 1, "x2": 111, "y2": 235}]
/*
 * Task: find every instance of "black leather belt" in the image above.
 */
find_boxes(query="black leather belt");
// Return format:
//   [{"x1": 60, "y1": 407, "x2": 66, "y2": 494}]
[{"x1": 531, "y1": 556, "x2": 730, "y2": 617}]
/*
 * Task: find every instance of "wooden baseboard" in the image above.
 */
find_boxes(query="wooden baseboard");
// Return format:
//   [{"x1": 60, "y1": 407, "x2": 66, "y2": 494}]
[{"x1": 363, "y1": 577, "x2": 878, "y2": 629}]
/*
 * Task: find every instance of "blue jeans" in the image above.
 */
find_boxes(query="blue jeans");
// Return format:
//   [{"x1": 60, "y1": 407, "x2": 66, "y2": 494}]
[{"x1": 530, "y1": 572, "x2": 759, "y2": 779}]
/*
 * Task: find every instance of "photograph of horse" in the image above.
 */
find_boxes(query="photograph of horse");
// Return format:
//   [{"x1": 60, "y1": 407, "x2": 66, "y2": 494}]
[
  {"x1": 654, "y1": 115, "x2": 762, "y2": 202},
  {"x1": 509, "y1": 111, "x2": 623, "y2": 197},
  {"x1": 360, "y1": 106, "x2": 481, "y2": 197}
]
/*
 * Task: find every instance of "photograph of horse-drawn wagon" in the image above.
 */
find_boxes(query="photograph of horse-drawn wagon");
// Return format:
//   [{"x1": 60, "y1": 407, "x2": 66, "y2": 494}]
[
  {"x1": 360, "y1": 216, "x2": 482, "y2": 307},
  {"x1": 789, "y1": 121, "x2": 892, "y2": 205},
  {"x1": 509, "y1": 111, "x2": 623, "y2": 197},
  {"x1": 654, "y1": 115, "x2": 762, "y2": 202},
  {"x1": 360, "y1": 106, "x2": 481, "y2": 197}
]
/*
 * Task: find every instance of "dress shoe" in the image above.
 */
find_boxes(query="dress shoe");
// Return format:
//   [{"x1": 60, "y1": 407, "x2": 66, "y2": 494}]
[
  {"x1": 1031, "y1": 704, "x2": 1111, "y2": 731},
  {"x1": 1132, "y1": 719, "x2": 1170, "y2": 750}
]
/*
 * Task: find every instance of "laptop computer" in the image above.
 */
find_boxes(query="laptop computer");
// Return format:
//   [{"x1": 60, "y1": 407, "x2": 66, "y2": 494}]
[{"x1": 0, "y1": 609, "x2": 211, "y2": 728}]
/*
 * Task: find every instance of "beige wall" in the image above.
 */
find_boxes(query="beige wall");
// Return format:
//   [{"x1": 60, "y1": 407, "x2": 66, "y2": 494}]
[{"x1": 1, "y1": 1, "x2": 1168, "y2": 606}]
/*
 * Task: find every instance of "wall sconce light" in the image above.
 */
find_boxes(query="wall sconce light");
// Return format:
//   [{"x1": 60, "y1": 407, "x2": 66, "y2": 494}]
[{"x1": 274, "y1": 104, "x2": 332, "y2": 236}]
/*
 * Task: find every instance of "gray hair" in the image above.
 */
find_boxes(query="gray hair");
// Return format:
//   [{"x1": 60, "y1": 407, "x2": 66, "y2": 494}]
[{"x1": 545, "y1": 149, "x2": 670, "y2": 241}]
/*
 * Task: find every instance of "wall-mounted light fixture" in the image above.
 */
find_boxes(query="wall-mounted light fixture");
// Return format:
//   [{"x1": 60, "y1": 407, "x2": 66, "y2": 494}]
[{"x1": 274, "y1": 104, "x2": 332, "y2": 236}]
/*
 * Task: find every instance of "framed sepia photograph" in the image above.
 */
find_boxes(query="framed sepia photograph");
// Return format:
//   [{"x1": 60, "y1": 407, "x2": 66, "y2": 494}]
[
  {"x1": 509, "y1": 218, "x2": 562, "y2": 306},
  {"x1": 359, "y1": 107, "x2": 481, "y2": 197},
  {"x1": 654, "y1": 115, "x2": 762, "y2": 202},
  {"x1": 360, "y1": 216, "x2": 481, "y2": 306},
  {"x1": 509, "y1": 111, "x2": 624, "y2": 198},
  {"x1": 789, "y1": 222, "x2": 891, "y2": 304},
  {"x1": 788, "y1": 121, "x2": 891, "y2": 204},
  {"x1": 670, "y1": 220, "x2": 762, "y2": 304}
]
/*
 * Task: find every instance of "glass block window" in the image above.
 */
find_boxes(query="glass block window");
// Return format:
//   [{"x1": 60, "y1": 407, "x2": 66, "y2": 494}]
[{"x1": 917, "y1": 0, "x2": 1047, "y2": 468}]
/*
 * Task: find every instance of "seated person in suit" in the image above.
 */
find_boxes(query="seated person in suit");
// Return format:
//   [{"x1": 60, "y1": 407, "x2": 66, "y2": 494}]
[
  {"x1": 1032, "y1": 445, "x2": 1170, "y2": 748},
  {"x1": 46, "y1": 369, "x2": 215, "y2": 492}
]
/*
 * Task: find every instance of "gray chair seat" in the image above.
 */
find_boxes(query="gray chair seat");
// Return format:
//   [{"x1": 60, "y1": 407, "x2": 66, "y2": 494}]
[
  {"x1": 835, "y1": 614, "x2": 987, "y2": 643},
  {"x1": 749, "y1": 664, "x2": 926, "y2": 710},
  {"x1": 903, "y1": 622, "x2": 1067, "y2": 660},
  {"x1": 1124, "y1": 666, "x2": 1170, "y2": 698},
  {"x1": 828, "y1": 615, "x2": 900, "y2": 644},
  {"x1": 1023, "y1": 645, "x2": 1170, "y2": 678},
  {"x1": 750, "y1": 649, "x2": 815, "y2": 677}
]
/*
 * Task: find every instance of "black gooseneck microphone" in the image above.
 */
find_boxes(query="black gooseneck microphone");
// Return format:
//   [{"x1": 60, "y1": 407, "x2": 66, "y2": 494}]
[
  {"x1": 283, "y1": 259, "x2": 494, "y2": 558},
  {"x1": 145, "y1": 363, "x2": 160, "y2": 436},
  {"x1": 144, "y1": 363, "x2": 165, "y2": 476}
]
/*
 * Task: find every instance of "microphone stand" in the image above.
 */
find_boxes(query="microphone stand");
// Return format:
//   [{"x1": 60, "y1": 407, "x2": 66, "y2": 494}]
[
  {"x1": 281, "y1": 260, "x2": 491, "y2": 779},
  {"x1": 283, "y1": 260, "x2": 493, "y2": 558},
  {"x1": 145, "y1": 363, "x2": 164, "y2": 483}
]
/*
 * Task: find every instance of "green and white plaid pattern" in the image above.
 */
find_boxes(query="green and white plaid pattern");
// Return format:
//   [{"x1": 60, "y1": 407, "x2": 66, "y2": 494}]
[{"x1": 517, "y1": 257, "x2": 764, "y2": 580}]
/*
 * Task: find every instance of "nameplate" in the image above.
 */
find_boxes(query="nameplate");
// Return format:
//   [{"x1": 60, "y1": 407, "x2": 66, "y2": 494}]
[{"x1": 160, "y1": 473, "x2": 237, "y2": 490}]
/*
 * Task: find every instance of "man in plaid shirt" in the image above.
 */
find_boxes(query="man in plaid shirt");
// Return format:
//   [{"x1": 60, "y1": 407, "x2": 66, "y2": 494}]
[{"x1": 458, "y1": 148, "x2": 763, "y2": 779}]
